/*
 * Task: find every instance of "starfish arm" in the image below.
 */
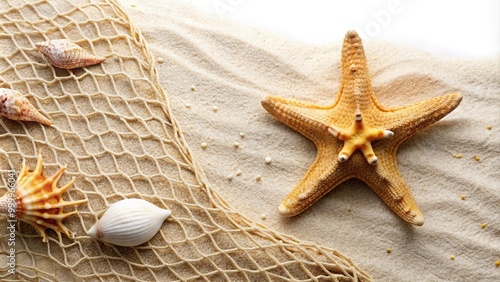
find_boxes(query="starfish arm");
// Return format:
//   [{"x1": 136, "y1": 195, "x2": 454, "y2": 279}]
[
  {"x1": 327, "y1": 125, "x2": 353, "y2": 162},
  {"x1": 362, "y1": 157, "x2": 424, "y2": 225},
  {"x1": 261, "y1": 95, "x2": 332, "y2": 141},
  {"x1": 362, "y1": 128, "x2": 394, "y2": 164},
  {"x1": 383, "y1": 92, "x2": 462, "y2": 139},
  {"x1": 359, "y1": 143, "x2": 378, "y2": 164},
  {"x1": 279, "y1": 145, "x2": 349, "y2": 217},
  {"x1": 366, "y1": 128, "x2": 394, "y2": 141},
  {"x1": 327, "y1": 125, "x2": 348, "y2": 141},
  {"x1": 337, "y1": 144, "x2": 355, "y2": 163}
]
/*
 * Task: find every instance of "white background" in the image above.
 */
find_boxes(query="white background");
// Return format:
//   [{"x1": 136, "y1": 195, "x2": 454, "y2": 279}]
[{"x1": 189, "y1": 0, "x2": 499, "y2": 58}]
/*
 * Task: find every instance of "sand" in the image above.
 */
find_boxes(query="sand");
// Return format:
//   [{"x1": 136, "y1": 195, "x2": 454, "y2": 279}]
[{"x1": 120, "y1": 1, "x2": 499, "y2": 281}]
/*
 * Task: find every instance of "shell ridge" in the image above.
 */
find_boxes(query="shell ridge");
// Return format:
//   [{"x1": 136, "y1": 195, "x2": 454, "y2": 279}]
[
  {"x1": 22, "y1": 169, "x2": 67, "y2": 204},
  {"x1": 25, "y1": 210, "x2": 78, "y2": 220},
  {"x1": 28, "y1": 198, "x2": 88, "y2": 210},
  {"x1": 98, "y1": 211, "x2": 154, "y2": 229}
]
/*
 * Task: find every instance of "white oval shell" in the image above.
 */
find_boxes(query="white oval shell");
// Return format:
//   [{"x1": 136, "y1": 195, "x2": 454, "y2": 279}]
[{"x1": 87, "y1": 199, "x2": 171, "y2": 247}]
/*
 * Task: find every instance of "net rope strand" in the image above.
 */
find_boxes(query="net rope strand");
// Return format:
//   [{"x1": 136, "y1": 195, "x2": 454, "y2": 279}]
[{"x1": 0, "y1": 0, "x2": 371, "y2": 281}]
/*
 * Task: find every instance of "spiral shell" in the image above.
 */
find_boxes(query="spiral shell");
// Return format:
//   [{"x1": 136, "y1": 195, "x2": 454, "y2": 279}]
[
  {"x1": 0, "y1": 154, "x2": 88, "y2": 242},
  {"x1": 87, "y1": 199, "x2": 171, "y2": 247},
  {"x1": 0, "y1": 88, "x2": 52, "y2": 125},
  {"x1": 35, "y1": 39, "x2": 105, "y2": 69}
]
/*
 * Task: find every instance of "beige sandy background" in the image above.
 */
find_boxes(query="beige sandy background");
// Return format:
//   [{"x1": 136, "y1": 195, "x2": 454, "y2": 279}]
[{"x1": 120, "y1": 0, "x2": 499, "y2": 280}]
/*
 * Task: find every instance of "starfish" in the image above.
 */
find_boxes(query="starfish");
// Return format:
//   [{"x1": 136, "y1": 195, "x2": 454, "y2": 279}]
[{"x1": 261, "y1": 30, "x2": 462, "y2": 225}]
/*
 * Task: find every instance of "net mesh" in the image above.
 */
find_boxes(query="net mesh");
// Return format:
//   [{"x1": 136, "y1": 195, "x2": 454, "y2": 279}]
[{"x1": 0, "y1": 0, "x2": 370, "y2": 281}]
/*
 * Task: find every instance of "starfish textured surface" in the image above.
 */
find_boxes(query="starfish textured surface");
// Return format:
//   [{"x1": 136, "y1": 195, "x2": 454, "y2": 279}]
[{"x1": 261, "y1": 30, "x2": 462, "y2": 226}]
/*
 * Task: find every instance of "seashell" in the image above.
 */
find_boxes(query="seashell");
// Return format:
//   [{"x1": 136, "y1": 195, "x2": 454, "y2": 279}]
[
  {"x1": 0, "y1": 154, "x2": 88, "y2": 242},
  {"x1": 35, "y1": 39, "x2": 105, "y2": 69},
  {"x1": 0, "y1": 88, "x2": 52, "y2": 125},
  {"x1": 87, "y1": 199, "x2": 171, "y2": 247}
]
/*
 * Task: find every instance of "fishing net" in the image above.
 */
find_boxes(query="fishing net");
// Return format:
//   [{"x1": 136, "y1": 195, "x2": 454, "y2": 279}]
[{"x1": 0, "y1": 0, "x2": 370, "y2": 281}]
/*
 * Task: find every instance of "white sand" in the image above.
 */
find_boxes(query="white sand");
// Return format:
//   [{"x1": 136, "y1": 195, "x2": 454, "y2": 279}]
[{"x1": 121, "y1": 1, "x2": 499, "y2": 280}]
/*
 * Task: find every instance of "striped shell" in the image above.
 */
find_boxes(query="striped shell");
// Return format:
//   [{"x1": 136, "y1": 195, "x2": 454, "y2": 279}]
[
  {"x1": 35, "y1": 39, "x2": 105, "y2": 69},
  {"x1": 0, "y1": 154, "x2": 88, "y2": 242},
  {"x1": 0, "y1": 88, "x2": 52, "y2": 125},
  {"x1": 87, "y1": 199, "x2": 171, "y2": 247}
]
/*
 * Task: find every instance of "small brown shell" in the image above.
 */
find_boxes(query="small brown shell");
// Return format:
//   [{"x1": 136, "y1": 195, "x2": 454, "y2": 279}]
[
  {"x1": 0, "y1": 88, "x2": 52, "y2": 125},
  {"x1": 35, "y1": 39, "x2": 105, "y2": 69}
]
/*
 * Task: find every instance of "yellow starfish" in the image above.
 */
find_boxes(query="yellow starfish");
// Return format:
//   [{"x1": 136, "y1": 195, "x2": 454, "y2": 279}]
[{"x1": 261, "y1": 30, "x2": 462, "y2": 225}]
